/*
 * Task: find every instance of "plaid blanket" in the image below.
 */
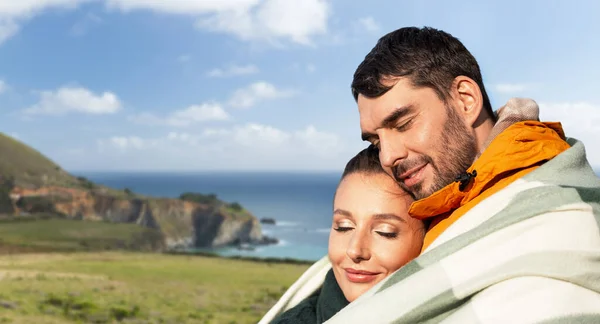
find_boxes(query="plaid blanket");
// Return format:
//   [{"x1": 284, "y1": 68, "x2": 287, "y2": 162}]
[{"x1": 260, "y1": 137, "x2": 600, "y2": 323}]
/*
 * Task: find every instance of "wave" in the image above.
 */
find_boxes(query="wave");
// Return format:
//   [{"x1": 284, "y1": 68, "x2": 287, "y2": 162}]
[
  {"x1": 315, "y1": 228, "x2": 331, "y2": 234},
  {"x1": 275, "y1": 221, "x2": 300, "y2": 227}
]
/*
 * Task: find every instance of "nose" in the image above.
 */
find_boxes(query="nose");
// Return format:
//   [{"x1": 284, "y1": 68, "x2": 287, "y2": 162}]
[
  {"x1": 346, "y1": 230, "x2": 371, "y2": 263},
  {"x1": 378, "y1": 131, "x2": 408, "y2": 170}
]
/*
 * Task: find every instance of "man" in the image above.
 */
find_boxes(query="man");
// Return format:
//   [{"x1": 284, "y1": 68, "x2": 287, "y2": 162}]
[{"x1": 260, "y1": 27, "x2": 600, "y2": 323}]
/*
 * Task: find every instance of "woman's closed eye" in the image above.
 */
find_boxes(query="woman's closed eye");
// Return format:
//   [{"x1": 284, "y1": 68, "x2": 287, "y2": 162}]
[
  {"x1": 375, "y1": 231, "x2": 398, "y2": 239},
  {"x1": 333, "y1": 226, "x2": 353, "y2": 232}
]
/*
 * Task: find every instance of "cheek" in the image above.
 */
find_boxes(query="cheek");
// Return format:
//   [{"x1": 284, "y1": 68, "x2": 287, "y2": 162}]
[
  {"x1": 328, "y1": 233, "x2": 347, "y2": 263},
  {"x1": 407, "y1": 119, "x2": 442, "y2": 155},
  {"x1": 373, "y1": 236, "x2": 420, "y2": 271}
]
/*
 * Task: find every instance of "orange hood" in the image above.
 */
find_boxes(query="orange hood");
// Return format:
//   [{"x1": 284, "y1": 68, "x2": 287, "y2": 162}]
[{"x1": 411, "y1": 120, "x2": 570, "y2": 252}]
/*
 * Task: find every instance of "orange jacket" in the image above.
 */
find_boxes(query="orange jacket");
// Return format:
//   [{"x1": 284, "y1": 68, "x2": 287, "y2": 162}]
[{"x1": 410, "y1": 121, "x2": 571, "y2": 252}]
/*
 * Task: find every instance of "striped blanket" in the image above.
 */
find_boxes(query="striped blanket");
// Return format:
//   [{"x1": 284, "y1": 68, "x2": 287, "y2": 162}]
[{"x1": 259, "y1": 137, "x2": 600, "y2": 323}]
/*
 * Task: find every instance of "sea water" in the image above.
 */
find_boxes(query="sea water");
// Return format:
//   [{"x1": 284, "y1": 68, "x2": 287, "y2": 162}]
[{"x1": 80, "y1": 171, "x2": 340, "y2": 261}]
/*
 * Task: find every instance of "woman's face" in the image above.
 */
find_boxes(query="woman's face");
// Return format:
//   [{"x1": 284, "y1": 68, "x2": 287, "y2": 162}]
[{"x1": 328, "y1": 172, "x2": 423, "y2": 302}]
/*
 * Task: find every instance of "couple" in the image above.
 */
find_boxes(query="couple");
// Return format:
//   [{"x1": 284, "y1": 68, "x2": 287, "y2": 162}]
[{"x1": 261, "y1": 26, "x2": 600, "y2": 323}]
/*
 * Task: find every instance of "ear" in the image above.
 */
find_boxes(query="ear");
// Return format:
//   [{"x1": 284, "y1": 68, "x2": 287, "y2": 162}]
[{"x1": 452, "y1": 76, "x2": 483, "y2": 127}]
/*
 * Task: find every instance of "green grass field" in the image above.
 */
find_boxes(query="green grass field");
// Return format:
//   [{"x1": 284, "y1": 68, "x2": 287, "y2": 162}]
[
  {"x1": 0, "y1": 218, "x2": 311, "y2": 323},
  {"x1": 0, "y1": 252, "x2": 309, "y2": 323},
  {"x1": 0, "y1": 218, "x2": 165, "y2": 253}
]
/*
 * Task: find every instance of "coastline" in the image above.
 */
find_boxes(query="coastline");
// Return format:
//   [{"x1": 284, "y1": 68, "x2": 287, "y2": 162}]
[
  {"x1": 165, "y1": 249, "x2": 318, "y2": 265},
  {"x1": 76, "y1": 171, "x2": 337, "y2": 261}
]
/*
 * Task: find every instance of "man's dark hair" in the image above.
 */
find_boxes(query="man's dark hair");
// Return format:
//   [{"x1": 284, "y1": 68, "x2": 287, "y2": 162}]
[
  {"x1": 341, "y1": 144, "x2": 385, "y2": 179},
  {"x1": 338, "y1": 145, "x2": 427, "y2": 230},
  {"x1": 351, "y1": 26, "x2": 495, "y2": 120}
]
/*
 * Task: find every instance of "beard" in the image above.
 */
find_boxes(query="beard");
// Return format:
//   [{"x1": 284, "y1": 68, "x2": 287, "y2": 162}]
[{"x1": 393, "y1": 105, "x2": 478, "y2": 200}]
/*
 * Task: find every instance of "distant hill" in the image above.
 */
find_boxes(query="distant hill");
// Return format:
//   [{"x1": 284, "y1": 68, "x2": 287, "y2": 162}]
[
  {"x1": 0, "y1": 132, "x2": 269, "y2": 252},
  {"x1": 0, "y1": 132, "x2": 82, "y2": 188},
  {"x1": 0, "y1": 133, "x2": 124, "y2": 196}
]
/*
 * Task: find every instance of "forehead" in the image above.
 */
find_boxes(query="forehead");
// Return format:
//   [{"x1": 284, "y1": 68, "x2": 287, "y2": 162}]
[
  {"x1": 335, "y1": 173, "x2": 412, "y2": 209},
  {"x1": 357, "y1": 78, "x2": 438, "y2": 130}
]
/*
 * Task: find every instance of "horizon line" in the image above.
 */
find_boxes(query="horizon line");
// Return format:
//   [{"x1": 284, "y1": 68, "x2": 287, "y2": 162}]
[{"x1": 69, "y1": 169, "x2": 344, "y2": 174}]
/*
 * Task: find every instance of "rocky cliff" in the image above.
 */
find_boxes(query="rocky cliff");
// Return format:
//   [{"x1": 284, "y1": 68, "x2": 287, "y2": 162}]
[{"x1": 6, "y1": 185, "x2": 266, "y2": 250}]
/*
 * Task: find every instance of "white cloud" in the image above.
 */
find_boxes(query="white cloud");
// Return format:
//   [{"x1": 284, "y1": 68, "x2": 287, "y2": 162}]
[
  {"x1": 0, "y1": 19, "x2": 19, "y2": 44},
  {"x1": 290, "y1": 63, "x2": 317, "y2": 73},
  {"x1": 229, "y1": 81, "x2": 296, "y2": 108},
  {"x1": 24, "y1": 86, "x2": 121, "y2": 115},
  {"x1": 203, "y1": 123, "x2": 343, "y2": 156},
  {"x1": 129, "y1": 82, "x2": 294, "y2": 128},
  {"x1": 1, "y1": 0, "x2": 331, "y2": 47},
  {"x1": 539, "y1": 101, "x2": 600, "y2": 167},
  {"x1": 0, "y1": 1, "x2": 82, "y2": 16},
  {"x1": 111, "y1": 136, "x2": 144, "y2": 150},
  {"x1": 357, "y1": 16, "x2": 380, "y2": 33},
  {"x1": 70, "y1": 12, "x2": 102, "y2": 36},
  {"x1": 129, "y1": 103, "x2": 230, "y2": 127},
  {"x1": 539, "y1": 101, "x2": 600, "y2": 133},
  {"x1": 93, "y1": 123, "x2": 352, "y2": 170},
  {"x1": 207, "y1": 64, "x2": 259, "y2": 78},
  {"x1": 493, "y1": 83, "x2": 535, "y2": 94},
  {"x1": 195, "y1": 0, "x2": 330, "y2": 46},
  {"x1": 99, "y1": 132, "x2": 203, "y2": 153},
  {"x1": 103, "y1": 0, "x2": 260, "y2": 14},
  {"x1": 295, "y1": 125, "x2": 342, "y2": 154},
  {"x1": 0, "y1": 79, "x2": 6, "y2": 94},
  {"x1": 233, "y1": 123, "x2": 290, "y2": 147},
  {"x1": 202, "y1": 128, "x2": 231, "y2": 137},
  {"x1": 167, "y1": 131, "x2": 192, "y2": 141},
  {"x1": 98, "y1": 136, "x2": 146, "y2": 151}
]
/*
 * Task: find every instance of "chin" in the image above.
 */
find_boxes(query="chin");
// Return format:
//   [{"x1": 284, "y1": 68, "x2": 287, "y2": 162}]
[
  {"x1": 343, "y1": 285, "x2": 371, "y2": 303},
  {"x1": 414, "y1": 180, "x2": 438, "y2": 200},
  {"x1": 343, "y1": 291, "x2": 359, "y2": 303}
]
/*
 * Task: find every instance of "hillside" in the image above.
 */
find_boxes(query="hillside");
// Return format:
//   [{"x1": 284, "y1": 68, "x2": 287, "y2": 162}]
[
  {"x1": 0, "y1": 133, "x2": 268, "y2": 252},
  {"x1": 0, "y1": 133, "x2": 126, "y2": 198},
  {"x1": 0, "y1": 133, "x2": 93, "y2": 190}
]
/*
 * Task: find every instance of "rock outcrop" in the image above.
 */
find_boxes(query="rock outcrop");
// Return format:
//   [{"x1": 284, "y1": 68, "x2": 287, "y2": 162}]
[{"x1": 8, "y1": 186, "x2": 265, "y2": 250}]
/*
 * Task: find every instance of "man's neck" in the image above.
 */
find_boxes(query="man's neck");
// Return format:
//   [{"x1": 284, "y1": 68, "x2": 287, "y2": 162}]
[{"x1": 475, "y1": 118, "x2": 495, "y2": 153}]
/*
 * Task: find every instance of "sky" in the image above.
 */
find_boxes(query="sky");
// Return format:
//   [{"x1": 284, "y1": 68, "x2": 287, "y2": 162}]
[{"x1": 0, "y1": 0, "x2": 599, "y2": 172}]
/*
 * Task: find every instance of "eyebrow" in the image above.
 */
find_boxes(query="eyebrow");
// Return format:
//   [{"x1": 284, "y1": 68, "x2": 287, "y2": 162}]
[
  {"x1": 373, "y1": 213, "x2": 406, "y2": 224},
  {"x1": 333, "y1": 209, "x2": 407, "y2": 224},
  {"x1": 361, "y1": 104, "x2": 416, "y2": 141},
  {"x1": 333, "y1": 209, "x2": 353, "y2": 218}
]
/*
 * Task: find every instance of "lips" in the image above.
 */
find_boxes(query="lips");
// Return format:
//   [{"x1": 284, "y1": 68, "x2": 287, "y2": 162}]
[
  {"x1": 344, "y1": 268, "x2": 381, "y2": 283},
  {"x1": 397, "y1": 164, "x2": 427, "y2": 188}
]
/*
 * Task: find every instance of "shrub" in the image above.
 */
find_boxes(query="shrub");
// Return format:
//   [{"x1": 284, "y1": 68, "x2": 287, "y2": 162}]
[
  {"x1": 77, "y1": 176, "x2": 95, "y2": 189},
  {"x1": 179, "y1": 192, "x2": 219, "y2": 205},
  {"x1": 15, "y1": 196, "x2": 57, "y2": 214},
  {"x1": 0, "y1": 175, "x2": 15, "y2": 214},
  {"x1": 229, "y1": 202, "x2": 243, "y2": 211}
]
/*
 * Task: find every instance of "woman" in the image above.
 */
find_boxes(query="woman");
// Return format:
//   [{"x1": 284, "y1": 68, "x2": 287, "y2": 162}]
[{"x1": 269, "y1": 145, "x2": 425, "y2": 323}]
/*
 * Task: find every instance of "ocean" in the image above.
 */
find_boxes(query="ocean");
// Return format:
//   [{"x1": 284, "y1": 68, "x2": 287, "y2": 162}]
[{"x1": 80, "y1": 171, "x2": 341, "y2": 262}]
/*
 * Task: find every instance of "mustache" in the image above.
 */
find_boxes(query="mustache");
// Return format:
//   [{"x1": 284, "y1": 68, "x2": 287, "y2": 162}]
[{"x1": 392, "y1": 156, "x2": 433, "y2": 182}]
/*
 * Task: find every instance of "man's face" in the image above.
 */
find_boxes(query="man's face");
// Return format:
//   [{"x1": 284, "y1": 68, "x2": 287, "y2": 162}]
[{"x1": 358, "y1": 78, "x2": 478, "y2": 200}]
